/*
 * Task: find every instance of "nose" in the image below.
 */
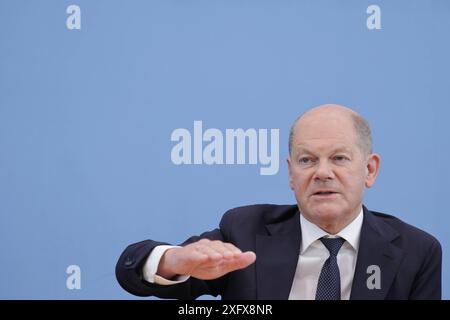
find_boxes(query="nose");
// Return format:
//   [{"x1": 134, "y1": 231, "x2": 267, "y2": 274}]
[{"x1": 313, "y1": 160, "x2": 335, "y2": 181}]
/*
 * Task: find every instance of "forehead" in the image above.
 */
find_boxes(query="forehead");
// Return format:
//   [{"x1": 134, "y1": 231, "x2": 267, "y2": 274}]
[{"x1": 292, "y1": 113, "x2": 358, "y2": 152}]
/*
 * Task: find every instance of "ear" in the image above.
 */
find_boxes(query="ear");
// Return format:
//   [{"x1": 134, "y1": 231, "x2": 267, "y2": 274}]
[
  {"x1": 365, "y1": 153, "x2": 381, "y2": 188},
  {"x1": 287, "y1": 157, "x2": 295, "y2": 190}
]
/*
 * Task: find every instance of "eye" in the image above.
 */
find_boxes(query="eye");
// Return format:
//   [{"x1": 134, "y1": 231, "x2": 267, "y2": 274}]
[
  {"x1": 300, "y1": 157, "x2": 309, "y2": 164},
  {"x1": 298, "y1": 157, "x2": 314, "y2": 165},
  {"x1": 333, "y1": 155, "x2": 349, "y2": 162}
]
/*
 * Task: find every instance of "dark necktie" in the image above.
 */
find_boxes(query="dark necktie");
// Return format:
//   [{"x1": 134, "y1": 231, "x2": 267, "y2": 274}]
[{"x1": 315, "y1": 237, "x2": 346, "y2": 300}]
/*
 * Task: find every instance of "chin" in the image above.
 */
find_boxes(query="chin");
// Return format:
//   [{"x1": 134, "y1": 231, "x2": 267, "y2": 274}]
[
  {"x1": 314, "y1": 210, "x2": 342, "y2": 222},
  {"x1": 307, "y1": 203, "x2": 346, "y2": 222}
]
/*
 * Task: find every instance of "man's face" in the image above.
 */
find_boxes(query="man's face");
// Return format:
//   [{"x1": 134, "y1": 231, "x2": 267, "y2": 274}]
[{"x1": 287, "y1": 109, "x2": 379, "y2": 232}]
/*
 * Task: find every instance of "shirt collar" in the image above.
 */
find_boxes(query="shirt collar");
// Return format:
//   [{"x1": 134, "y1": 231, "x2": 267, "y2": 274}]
[{"x1": 299, "y1": 207, "x2": 364, "y2": 254}]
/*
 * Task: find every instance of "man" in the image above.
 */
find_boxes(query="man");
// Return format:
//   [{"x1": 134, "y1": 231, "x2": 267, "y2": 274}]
[{"x1": 116, "y1": 104, "x2": 442, "y2": 299}]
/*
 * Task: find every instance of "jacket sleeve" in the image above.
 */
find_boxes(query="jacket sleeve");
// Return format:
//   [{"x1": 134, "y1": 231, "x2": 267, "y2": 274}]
[
  {"x1": 409, "y1": 237, "x2": 442, "y2": 300},
  {"x1": 115, "y1": 212, "x2": 236, "y2": 299}
]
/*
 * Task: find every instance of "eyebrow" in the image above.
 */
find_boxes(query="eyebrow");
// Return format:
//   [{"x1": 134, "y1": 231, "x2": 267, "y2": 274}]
[{"x1": 296, "y1": 146, "x2": 353, "y2": 155}]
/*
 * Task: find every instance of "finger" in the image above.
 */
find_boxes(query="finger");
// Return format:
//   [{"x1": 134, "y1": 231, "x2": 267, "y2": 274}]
[
  {"x1": 208, "y1": 241, "x2": 237, "y2": 259},
  {"x1": 222, "y1": 243, "x2": 243, "y2": 256},
  {"x1": 194, "y1": 244, "x2": 223, "y2": 261},
  {"x1": 220, "y1": 251, "x2": 256, "y2": 274},
  {"x1": 238, "y1": 251, "x2": 257, "y2": 267}
]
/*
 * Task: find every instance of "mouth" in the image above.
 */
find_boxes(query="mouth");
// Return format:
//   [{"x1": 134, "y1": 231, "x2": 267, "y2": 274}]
[{"x1": 311, "y1": 191, "x2": 339, "y2": 197}]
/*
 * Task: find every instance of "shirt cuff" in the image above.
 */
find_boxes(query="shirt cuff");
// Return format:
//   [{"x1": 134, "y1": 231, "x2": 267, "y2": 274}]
[{"x1": 142, "y1": 245, "x2": 190, "y2": 285}]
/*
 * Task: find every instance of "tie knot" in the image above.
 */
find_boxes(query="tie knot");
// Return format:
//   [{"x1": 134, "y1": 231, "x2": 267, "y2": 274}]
[{"x1": 320, "y1": 237, "x2": 345, "y2": 256}]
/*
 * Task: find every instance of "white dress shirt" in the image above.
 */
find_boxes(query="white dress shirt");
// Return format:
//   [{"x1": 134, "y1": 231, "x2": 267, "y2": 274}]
[
  {"x1": 288, "y1": 209, "x2": 363, "y2": 300},
  {"x1": 143, "y1": 208, "x2": 363, "y2": 300}
]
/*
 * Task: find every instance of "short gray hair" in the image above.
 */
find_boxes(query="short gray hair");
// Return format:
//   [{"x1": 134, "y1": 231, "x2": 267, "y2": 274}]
[{"x1": 288, "y1": 112, "x2": 373, "y2": 156}]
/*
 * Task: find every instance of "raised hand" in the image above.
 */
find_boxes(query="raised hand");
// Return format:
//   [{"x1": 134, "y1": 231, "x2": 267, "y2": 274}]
[{"x1": 157, "y1": 239, "x2": 256, "y2": 280}]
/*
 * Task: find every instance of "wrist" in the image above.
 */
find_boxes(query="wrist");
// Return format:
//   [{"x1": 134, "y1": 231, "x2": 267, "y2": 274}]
[{"x1": 156, "y1": 248, "x2": 178, "y2": 280}]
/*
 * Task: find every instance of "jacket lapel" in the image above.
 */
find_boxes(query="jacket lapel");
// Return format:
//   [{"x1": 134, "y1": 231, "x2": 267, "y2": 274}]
[
  {"x1": 256, "y1": 210, "x2": 301, "y2": 299},
  {"x1": 350, "y1": 206, "x2": 403, "y2": 299}
]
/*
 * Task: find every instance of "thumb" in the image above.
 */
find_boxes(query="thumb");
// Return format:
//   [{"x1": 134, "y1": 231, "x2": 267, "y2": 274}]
[{"x1": 238, "y1": 251, "x2": 257, "y2": 268}]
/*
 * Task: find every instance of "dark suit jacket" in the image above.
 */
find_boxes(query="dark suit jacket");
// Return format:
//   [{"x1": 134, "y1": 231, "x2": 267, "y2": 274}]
[{"x1": 115, "y1": 204, "x2": 442, "y2": 299}]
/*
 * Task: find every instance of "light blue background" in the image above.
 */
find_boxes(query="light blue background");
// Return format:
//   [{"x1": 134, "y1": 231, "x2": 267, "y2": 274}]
[{"x1": 0, "y1": 0, "x2": 449, "y2": 299}]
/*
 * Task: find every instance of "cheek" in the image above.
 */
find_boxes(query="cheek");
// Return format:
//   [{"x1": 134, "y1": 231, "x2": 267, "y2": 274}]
[
  {"x1": 339, "y1": 171, "x2": 367, "y2": 195},
  {"x1": 291, "y1": 172, "x2": 311, "y2": 196}
]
